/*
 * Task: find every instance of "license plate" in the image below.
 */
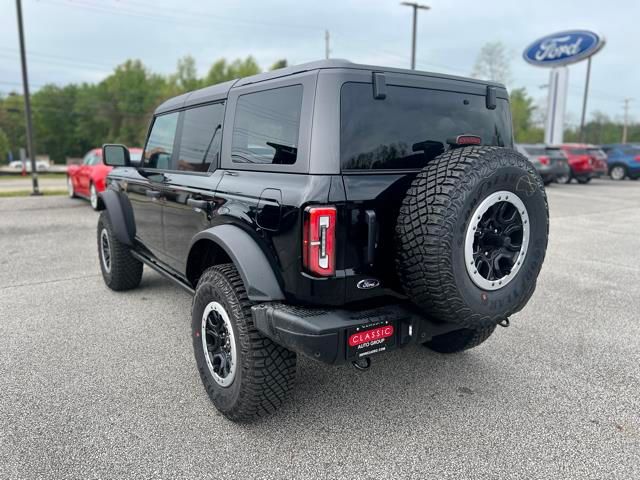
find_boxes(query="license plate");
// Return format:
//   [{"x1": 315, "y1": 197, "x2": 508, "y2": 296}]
[{"x1": 347, "y1": 320, "x2": 396, "y2": 359}]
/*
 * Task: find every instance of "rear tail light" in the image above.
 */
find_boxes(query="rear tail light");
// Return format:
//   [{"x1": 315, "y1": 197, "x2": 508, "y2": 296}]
[
  {"x1": 303, "y1": 206, "x2": 336, "y2": 277},
  {"x1": 634, "y1": 155, "x2": 640, "y2": 163},
  {"x1": 538, "y1": 155, "x2": 550, "y2": 166}
]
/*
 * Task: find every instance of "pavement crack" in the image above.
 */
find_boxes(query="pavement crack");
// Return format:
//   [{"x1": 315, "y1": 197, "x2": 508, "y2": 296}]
[{"x1": 0, "y1": 273, "x2": 101, "y2": 291}]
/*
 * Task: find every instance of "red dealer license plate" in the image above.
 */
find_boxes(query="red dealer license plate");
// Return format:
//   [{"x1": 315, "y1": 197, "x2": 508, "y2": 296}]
[{"x1": 347, "y1": 321, "x2": 397, "y2": 359}]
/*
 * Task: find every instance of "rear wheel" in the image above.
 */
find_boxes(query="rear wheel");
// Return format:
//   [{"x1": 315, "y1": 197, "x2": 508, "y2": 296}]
[
  {"x1": 97, "y1": 211, "x2": 143, "y2": 291},
  {"x1": 425, "y1": 325, "x2": 497, "y2": 353},
  {"x1": 577, "y1": 177, "x2": 592, "y2": 184},
  {"x1": 396, "y1": 146, "x2": 549, "y2": 329},
  {"x1": 609, "y1": 165, "x2": 627, "y2": 181},
  {"x1": 192, "y1": 264, "x2": 297, "y2": 422}
]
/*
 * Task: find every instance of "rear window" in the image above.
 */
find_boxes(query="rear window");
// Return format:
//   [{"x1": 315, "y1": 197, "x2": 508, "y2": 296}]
[
  {"x1": 231, "y1": 85, "x2": 303, "y2": 166},
  {"x1": 524, "y1": 147, "x2": 546, "y2": 156},
  {"x1": 546, "y1": 148, "x2": 565, "y2": 159},
  {"x1": 587, "y1": 148, "x2": 606, "y2": 158},
  {"x1": 340, "y1": 83, "x2": 512, "y2": 170},
  {"x1": 569, "y1": 148, "x2": 588, "y2": 155}
]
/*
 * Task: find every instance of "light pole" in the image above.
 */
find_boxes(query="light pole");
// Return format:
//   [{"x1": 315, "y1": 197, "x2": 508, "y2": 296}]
[
  {"x1": 622, "y1": 98, "x2": 633, "y2": 144},
  {"x1": 400, "y1": 2, "x2": 430, "y2": 70},
  {"x1": 15, "y1": 0, "x2": 40, "y2": 195}
]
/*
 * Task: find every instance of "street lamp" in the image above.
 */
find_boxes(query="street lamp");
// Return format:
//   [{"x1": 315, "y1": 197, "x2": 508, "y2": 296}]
[{"x1": 400, "y1": 2, "x2": 430, "y2": 70}]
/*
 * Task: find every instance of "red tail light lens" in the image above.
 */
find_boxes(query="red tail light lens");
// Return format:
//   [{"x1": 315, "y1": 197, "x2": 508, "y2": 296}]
[
  {"x1": 538, "y1": 155, "x2": 550, "y2": 166},
  {"x1": 303, "y1": 206, "x2": 336, "y2": 277},
  {"x1": 634, "y1": 155, "x2": 640, "y2": 163}
]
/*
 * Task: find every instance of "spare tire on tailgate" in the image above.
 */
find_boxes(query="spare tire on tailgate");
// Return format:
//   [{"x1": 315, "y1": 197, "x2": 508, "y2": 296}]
[{"x1": 396, "y1": 146, "x2": 549, "y2": 328}]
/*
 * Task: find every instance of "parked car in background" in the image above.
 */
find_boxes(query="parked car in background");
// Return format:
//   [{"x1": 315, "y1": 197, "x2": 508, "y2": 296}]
[
  {"x1": 558, "y1": 144, "x2": 595, "y2": 183},
  {"x1": 601, "y1": 144, "x2": 640, "y2": 180},
  {"x1": 515, "y1": 143, "x2": 571, "y2": 185},
  {"x1": 8, "y1": 158, "x2": 50, "y2": 172},
  {"x1": 586, "y1": 145, "x2": 608, "y2": 178},
  {"x1": 67, "y1": 147, "x2": 142, "y2": 209}
]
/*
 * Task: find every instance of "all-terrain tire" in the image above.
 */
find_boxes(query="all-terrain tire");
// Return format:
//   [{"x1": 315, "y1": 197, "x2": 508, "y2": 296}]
[
  {"x1": 97, "y1": 211, "x2": 143, "y2": 291},
  {"x1": 424, "y1": 325, "x2": 497, "y2": 353},
  {"x1": 192, "y1": 264, "x2": 297, "y2": 422},
  {"x1": 396, "y1": 146, "x2": 549, "y2": 329}
]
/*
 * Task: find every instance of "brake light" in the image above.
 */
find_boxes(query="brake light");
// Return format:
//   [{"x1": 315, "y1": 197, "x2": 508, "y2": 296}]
[
  {"x1": 303, "y1": 206, "x2": 336, "y2": 277},
  {"x1": 538, "y1": 155, "x2": 550, "y2": 166},
  {"x1": 634, "y1": 155, "x2": 640, "y2": 163}
]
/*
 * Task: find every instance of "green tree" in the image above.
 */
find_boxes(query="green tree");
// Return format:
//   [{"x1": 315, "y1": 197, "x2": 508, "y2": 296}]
[
  {"x1": 101, "y1": 59, "x2": 167, "y2": 146},
  {"x1": 0, "y1": 93, "x2": 26, "y2": 157},
  {"x1": 471, "y1": 41, "x2": 512, "y2": 85},
  {"x1": 0, "y1": 128, "x2": 9, "y2": 163},
  {"x1": 510, "y1": 87, "x2": 544, "y2": 143},
  {"x1": 32, "y1": 84, "x2": 81, "y2": 162},
  {"x1": 168, "y1": 55, "x2": 201, "y2": 95},
  {"x1": 203, "y1": 56, "x2": 261, "y2": 86},
  {"x1": 270, "y1": 59, "x2": 288, "y2": 70}
]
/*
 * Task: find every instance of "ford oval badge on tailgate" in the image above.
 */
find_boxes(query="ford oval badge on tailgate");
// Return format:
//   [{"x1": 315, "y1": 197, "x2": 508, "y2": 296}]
[{"x1": 357, "y1": 279, "x2": 380, "y2": 290}]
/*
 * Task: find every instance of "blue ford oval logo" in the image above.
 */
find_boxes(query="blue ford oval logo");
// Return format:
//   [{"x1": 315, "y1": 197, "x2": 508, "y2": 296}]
[
  {"x1": 523, "y1": 30, "x2": 605, "y2": 67},
  {"x1": 357, "y1": 279, "x2": 380, "y2": 290}
]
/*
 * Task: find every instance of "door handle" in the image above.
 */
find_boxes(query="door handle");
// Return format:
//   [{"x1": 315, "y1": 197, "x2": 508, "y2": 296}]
[
  {"x1": 187, "y1": 198, "x2": 210, "y2": 211},
  {"x1": 146, "y1": 190, "x2": 161, "y2": 198}
]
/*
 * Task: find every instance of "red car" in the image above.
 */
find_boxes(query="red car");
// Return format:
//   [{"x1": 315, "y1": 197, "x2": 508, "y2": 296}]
[
  {"x1": 586, "y1": 145, "x2": 609, "y2": 178},
  {"x1": 558, "y1": 143, "x2": 597, "y2": 184},
  {"x1": 67, "y1": 148, "x2": 142, "y2": 209}
]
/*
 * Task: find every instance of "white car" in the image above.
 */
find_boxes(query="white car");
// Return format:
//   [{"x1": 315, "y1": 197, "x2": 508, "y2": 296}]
[{"x1": 8, "y1": 159, "x2": 49, "y2": 172}]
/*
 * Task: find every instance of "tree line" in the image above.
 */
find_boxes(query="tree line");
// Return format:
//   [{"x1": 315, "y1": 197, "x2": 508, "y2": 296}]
[
  {"x1": 0, "y1": 56, "x2": 285, "y2": 163},
  {"x1": 0, "y1": 52, "x2": 638, "y2": 164}
]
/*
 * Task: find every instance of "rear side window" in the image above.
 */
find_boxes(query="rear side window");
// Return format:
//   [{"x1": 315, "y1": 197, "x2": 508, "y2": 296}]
[
  {"x1": 340, "y1": 83, "x2": 512, "y2": 170},
  {"x1": 144, "y1": 112, "x2": 179, "y2": 170},
  {"x1": 177, "y1": 103, "x2": 225, "y2": 172},
  {"x1": 231, "y1": 85, "x2": 303, "y2": 165}
]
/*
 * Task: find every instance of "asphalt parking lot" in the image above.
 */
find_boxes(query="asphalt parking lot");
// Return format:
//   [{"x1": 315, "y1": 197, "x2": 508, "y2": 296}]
[{"x1": 1, "y1": 180, "x2": 639, "y2": 479}]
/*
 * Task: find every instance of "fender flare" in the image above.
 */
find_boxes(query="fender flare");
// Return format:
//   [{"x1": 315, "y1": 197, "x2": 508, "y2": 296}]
[
  {"x1": 100, "y1": 189, "x2": 136, "y2": 246},
  {"x1": 189, "y1": 224, "x2": 285, "y2": 302}
]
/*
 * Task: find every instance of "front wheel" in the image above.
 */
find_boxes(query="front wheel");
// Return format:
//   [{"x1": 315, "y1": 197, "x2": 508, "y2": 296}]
[
  {"x1": 577, "y1": 177, "x2": 592, "y2": 184},
  {"x1": 192, "y1": 264, "x2": 296, "y2": 422},
  {"x1": 97, "y1": 212, "x2": 143, "y2": 291}
]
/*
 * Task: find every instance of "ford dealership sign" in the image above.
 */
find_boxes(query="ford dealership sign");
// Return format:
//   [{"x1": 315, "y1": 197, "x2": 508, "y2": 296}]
[{"x1": 523, "y1": 30, "x2": 605, "y2": 67}]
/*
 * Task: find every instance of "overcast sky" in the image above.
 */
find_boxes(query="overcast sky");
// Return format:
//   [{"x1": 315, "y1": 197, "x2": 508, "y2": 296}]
[{"x1": 1, "y1": 0, "x2": 637, "y2": 125}]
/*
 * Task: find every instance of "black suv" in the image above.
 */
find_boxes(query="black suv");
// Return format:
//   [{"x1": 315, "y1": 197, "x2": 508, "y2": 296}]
[{"x1": 98, "y1": 60, "x2": 549, "y2": 422}]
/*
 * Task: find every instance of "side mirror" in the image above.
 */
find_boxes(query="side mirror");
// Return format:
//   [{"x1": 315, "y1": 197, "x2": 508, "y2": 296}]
[{"x1": 102, "y1": 144, "x2": 130, "y2": 167}]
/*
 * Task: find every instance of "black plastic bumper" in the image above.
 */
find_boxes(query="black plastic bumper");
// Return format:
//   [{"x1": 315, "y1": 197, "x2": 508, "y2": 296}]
[{"x1": 251, "y1": 302, "x2": 460, "y2": 364}]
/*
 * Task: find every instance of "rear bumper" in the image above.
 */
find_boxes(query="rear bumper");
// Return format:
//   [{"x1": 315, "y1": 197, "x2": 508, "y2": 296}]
[
  {"x1": 251, "y1": 302, "x2": 459, "y2": 364},
  {"x1": 539, "y1": 160, "x2": 570, "y2": 181}
]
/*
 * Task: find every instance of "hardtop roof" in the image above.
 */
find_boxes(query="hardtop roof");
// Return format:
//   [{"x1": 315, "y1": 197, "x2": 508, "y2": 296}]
[{"x1": 154, "y1": 59, "x2": 506, "y2": 115}]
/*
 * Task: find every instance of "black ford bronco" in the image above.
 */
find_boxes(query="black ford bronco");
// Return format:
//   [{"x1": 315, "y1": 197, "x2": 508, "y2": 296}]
[{"x1": 97, "y1": 60, "x2": 548, "y2": 422}]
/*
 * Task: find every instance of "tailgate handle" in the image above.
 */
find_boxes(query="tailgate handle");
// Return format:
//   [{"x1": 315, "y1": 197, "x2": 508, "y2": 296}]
[{"x1": 365, "y1": 210, "x2": 378, "y2": 265}]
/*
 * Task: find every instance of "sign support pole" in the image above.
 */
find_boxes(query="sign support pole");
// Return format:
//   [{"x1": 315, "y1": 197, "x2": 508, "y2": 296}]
[{"x1": 579, "y1": 57, "x2": 592, "y2": 143}]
